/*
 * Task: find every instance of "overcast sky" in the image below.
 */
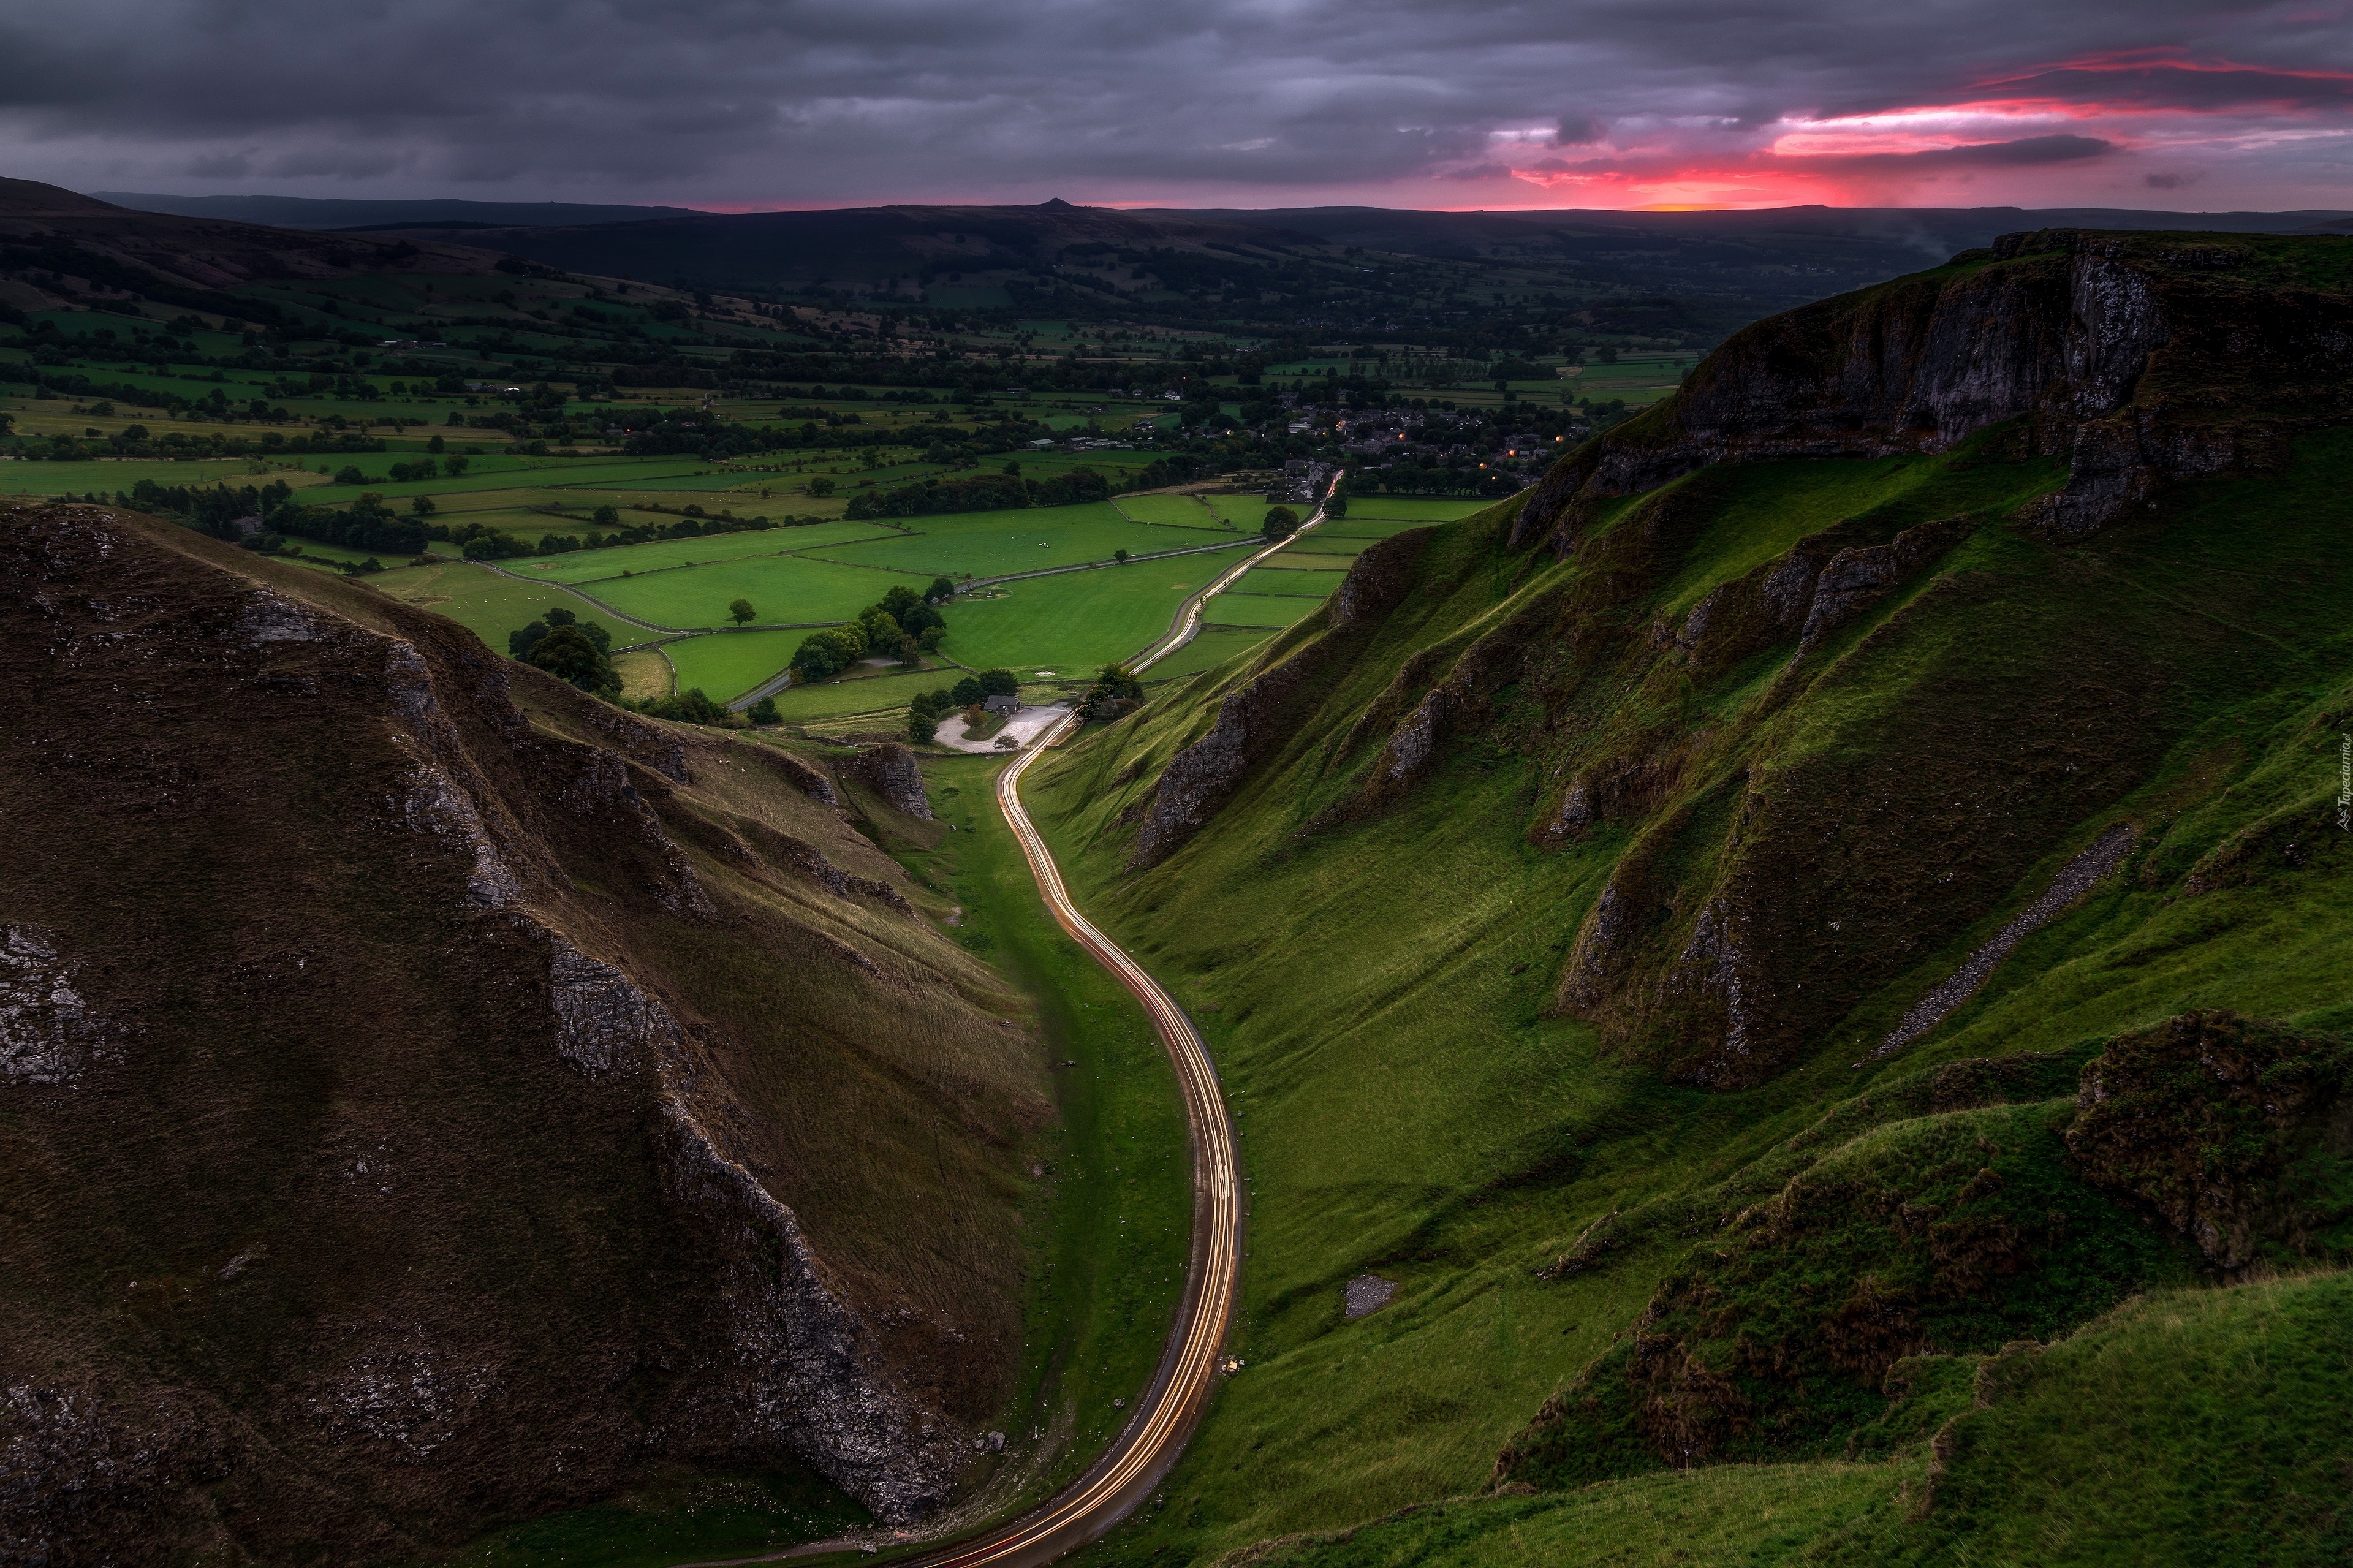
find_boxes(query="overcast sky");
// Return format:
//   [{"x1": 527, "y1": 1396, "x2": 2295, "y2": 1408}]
[{"x1": 1, "y1": 1, "x2": 2348, "y2": 212}]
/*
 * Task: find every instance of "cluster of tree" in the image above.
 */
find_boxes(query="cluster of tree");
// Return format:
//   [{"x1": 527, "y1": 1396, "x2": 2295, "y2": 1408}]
[
  {"x1": 507, "y1": 608, "x2": 620, "y2": 698},
  {"x1": 274, "y1": 495, "x2": 434, "y2": 556},
  {"x1": 632, "y1": 687, "x2": 729, "y2": 723},
  {"x1": 843, "y1": 464, "x2": 1110, "y2": 520},
  {"x1": 906, "y1": 669, "x2": 1019, "y2": 742},
  {"x1": 126, "y1": 478, "x2": 292, "y2": 537},
  {"x1": 1073, "y1": 664, "x2": 1143, "y2": 722},
  {"x1": 1261, "y1": 505, "x2": 1300, "y2": 542},
  {"x1": 790, "y1": 578, "x2": 958, "y2": 678}
]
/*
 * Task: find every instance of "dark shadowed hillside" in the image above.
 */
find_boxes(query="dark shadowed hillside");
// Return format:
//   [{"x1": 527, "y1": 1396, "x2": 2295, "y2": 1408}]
[{"x1": 0, "y1": 506, "x2": 1053, "y2": 1562}]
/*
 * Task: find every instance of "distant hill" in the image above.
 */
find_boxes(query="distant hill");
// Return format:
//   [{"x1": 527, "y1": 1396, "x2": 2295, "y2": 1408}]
[
  {"x1": 91, "y1": 192, "x2": 710, "y2": 230},
  {"x1": 0, "y1": 176, "x2": 512, "y2": 325},
  {"x1": 319, "y1": 195, "x2": 2353, "y2": 332}
]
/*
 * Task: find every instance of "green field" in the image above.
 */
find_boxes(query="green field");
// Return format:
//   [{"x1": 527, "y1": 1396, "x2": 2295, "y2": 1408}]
[
  {"x1": 661, "y1": 632, "x2": 819, "y2": 703},
  {"x1": 1232, "y1": 564, "x2": 1337, "y2": 597},
  {"x1": 1281, "y1": 537, "x2": 1368, "y2": 558},
  {"x1": 575, "y1": 555, "x2": 931, "y2": 630},
  {"x1": 937, "y1": 553, "x2": 1237, "y2": 674},
  {"x1": 803, "y1": 504, "x2": 1233, "y2": 580},
  {"x1": 1115, "y1": 493, "x2": 1236, "y2": 529},
  {"x1": 1335, "y1": 498, "x2": 1493, "y2": 522},
  {"x1": 373, "y1": 562, "x2": 643, "y2": 650},
  {"x1": 1250, "y1": 553, "x2": 1355, "y2": 574},
  {"x1": 1143, "y1": 626, "x2": 1276, "y2": 680},
  {"x1": 508, "y1": 521, "x2": 904, "y2": 583},
  {"x1": 763, "y1": 668, "x2": 959, "y2": 721},
  {"x1": 1206, "y1": 493, "x2": 1281, "y2": 528},
  {"x1": 1208, "y1": 594, "x2": 1324, "y2": 628}
]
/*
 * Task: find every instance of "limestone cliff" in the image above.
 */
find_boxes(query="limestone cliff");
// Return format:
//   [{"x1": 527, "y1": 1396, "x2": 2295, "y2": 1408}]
[{"x1": 1514, "y1": 228, "x2": 2353, "y2": 553}]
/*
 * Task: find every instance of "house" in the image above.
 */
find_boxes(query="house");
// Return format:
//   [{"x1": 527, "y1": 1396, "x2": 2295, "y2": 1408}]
[{"x1": 983, "y1": 694, "x2": 1022, "y2": 717}]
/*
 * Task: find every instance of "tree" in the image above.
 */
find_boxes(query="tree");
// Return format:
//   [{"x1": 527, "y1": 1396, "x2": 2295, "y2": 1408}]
[
  {"x1": 1262, "y1": 505, "x2": 1299, "y2": 542},
  {"x1": 442, "y1": 455, "x2": 469, "y2": 476},
  {"x1": 1325, "y1": 491, "x2": 1348, "y2": 519},
  {"x1": 978, "y1": 668, "x2": 1018, "y2": 696},
  {"x1": 806, "y1": 476, "x2": 835, "y2": 496},
  {"x1": 728, "y1": 597, "x2": 757, "y2": 626},
  {"x1": 645, "y1": 687, "x2": 726, "y2": 724},
  {"x1": 747, "y1": 695, "x2": 780, "y2": 725},
  {"x1": 1113, "y1": 548, "x2": 1130, "y2": 564},
  {"x1": 879, "y1": 585, "x2": 923, "y2": 620},
  {"x1": 411, "y1": 494, "x2": 436, "y2": 517},
  {"x1": 526, "y1": 625, "x2": 619, "y2": 697},
  {"x1": 950, "y1": 675, "x2": 985, "y2": 706},
  {"x1": 592, "y1": 504, "x2": 620, "y2": 526},
  {"x1": 927, "y1": 577, "x2": 957, "y2": 604}
]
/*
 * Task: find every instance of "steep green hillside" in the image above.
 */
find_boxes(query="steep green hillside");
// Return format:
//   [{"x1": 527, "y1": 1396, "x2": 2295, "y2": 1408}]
[
  {"x1": 1235, "y1": 1270, "x2": 2353, "y2": 1568},
  {"x1": 1021, "y1": 231, "x2": 2353, "y2": 1564}
]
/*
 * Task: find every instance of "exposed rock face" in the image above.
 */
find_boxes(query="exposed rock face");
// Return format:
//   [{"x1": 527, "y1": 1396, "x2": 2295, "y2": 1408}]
[
  {"x1": 2067, "y1": 1012, "x2": 2352, "y2": 1272},
  {"x1": 0, "y1": 927, "x2": 116, "y2": 1085},
  {"x1": 1797, "y1": 516, "x2": 1974, "y2": 647},
  {"x1": 1513, "y1": 229, "x2": 2353, "y2": 554},
  {"x1": 844, "y1": 742, "x2": 932, "y2": 819},
  {"x1": 0, "y1": 504, "x2": 1038, "y2": 1562},
  {"x1": 746, "y1": 742, "x2": 841, "y2": 805},
  {"x1": 545, "y1": 935, "x2": 678, "y2": 1073},
  {"x1": 659, "y1": 1101, "x2": 963, "y2": 1521},
  {"x1": 1875, "y1": 824, "x2": 2138, "y2": 1058}
]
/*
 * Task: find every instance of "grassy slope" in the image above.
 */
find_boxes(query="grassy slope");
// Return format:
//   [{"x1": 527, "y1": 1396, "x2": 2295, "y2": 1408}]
[
  {"x1": 1246, "y1": 1270, "x2": 2353, "y2": 1568},
  {"x1": 1013, "y1": 428, "x2": 2353, "y2": 1564}
]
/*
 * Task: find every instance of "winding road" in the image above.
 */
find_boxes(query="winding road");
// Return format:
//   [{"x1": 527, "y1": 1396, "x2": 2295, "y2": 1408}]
[
  {"x1": 695, "y1": 480, "x2": 1335, "y2": 1568},
  {"x1": 870, "y1": 479, "x2": 1338, "y2": 1567}
]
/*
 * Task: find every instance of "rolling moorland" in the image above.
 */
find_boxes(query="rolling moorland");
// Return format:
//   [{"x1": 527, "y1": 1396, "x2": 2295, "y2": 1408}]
[
  {"x1": 1021, "y1": 226, "x2": 2353, "y2": 1566},
  {"x1": 2, "y1": 193, "x2": 2349, "y2": 1568}
]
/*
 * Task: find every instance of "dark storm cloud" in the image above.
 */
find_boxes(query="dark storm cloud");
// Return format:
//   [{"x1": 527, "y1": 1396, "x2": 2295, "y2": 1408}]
[
  {"x1": 1828, "y1": 134, "x2": 2118, "y2": 172},
  {"x1": 0, "y1": 1, "x2": 2345, "y2": 206}
]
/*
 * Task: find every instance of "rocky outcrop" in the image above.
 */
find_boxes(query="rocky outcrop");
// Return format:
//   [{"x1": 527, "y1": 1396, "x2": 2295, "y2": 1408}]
[
  {"x1": 1131, "y1": 531, "x2": 1434, "y2": 867},
  {"x1": 745, "y1": 742, "x2": 841, "y2": 805},
  {"x1": 1797, "y1": 515, "x2": 1974, "y2": 648},
  {"x1": 1874, "y1": 824, "x2": 2138, "y2": 1058},
  {"x1": 0, "y1": 926, "x2": 118, "y2": 1085},
  {"x1": 844, "y1": 742, "x2": 932, "y2": 820},
  {"x1": 2066, "y1": 1011, "x2": 2352, "y2": 1272},
  {"x1": 1513, "y1": 229, "x2": 2353, "y2": 554},
  {"x1": 659, "y1": 1100, "x2": 964, "y2": 1521}
]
